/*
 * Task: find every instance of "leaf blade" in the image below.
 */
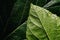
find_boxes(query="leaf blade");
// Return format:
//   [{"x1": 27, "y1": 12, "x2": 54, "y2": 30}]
[{"x1": 27, "y1": 4, "x2": 60, "y2": 40}]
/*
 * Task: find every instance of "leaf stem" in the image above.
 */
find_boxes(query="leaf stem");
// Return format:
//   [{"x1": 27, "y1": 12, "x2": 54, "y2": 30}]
[{"x1": 43, "y1": 0, "x2": 56, "y2": 8}]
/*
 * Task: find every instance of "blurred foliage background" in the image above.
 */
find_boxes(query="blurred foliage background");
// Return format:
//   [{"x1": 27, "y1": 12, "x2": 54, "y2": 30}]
[{"x1": 0, "y1": 0, "x2": 60, "y2": 40}]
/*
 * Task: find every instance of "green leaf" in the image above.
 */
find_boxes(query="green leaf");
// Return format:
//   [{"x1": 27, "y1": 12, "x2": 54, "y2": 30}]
[
  {"x1": 5, "y1": 0, "x2": 30, "y2": 32},
  {"x1": 4, "y1": 22, "x2": 27, "y2": 40},
  {"x1": 1, "y1": 0, "x2": 60, "y2": 40},
  {"x1": 2, "y1": 0, "x2": 31, "y2": 39},
  {"x1": 27, "y1": 4, "x2": 60, "y2": 40}
]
